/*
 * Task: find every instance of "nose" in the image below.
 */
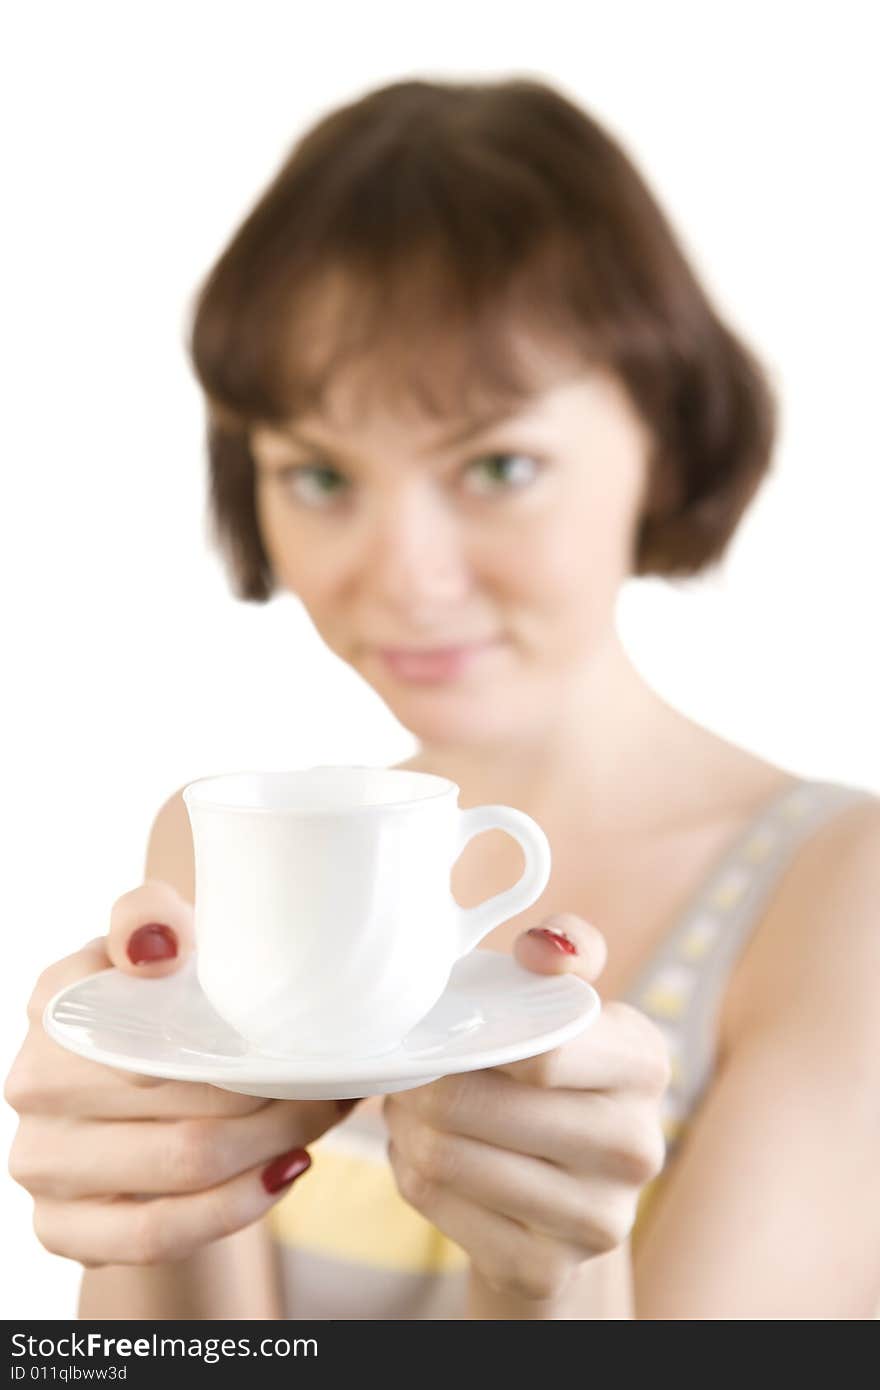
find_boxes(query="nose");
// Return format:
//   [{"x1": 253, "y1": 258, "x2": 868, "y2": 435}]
[{"x1": 365, "y1": 482, "x2": 473, "y2": 620}]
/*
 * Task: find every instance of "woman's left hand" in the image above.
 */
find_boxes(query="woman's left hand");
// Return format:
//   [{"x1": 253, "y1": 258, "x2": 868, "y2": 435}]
[{"x1": 383, "y1": 914, "x2": 671, "y2": 1304}]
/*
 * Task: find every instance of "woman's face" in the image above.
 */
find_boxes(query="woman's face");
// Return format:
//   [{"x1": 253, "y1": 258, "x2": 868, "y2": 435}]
[{"x1": 250, "y1": 353, "x2": 652, "y2": 748}]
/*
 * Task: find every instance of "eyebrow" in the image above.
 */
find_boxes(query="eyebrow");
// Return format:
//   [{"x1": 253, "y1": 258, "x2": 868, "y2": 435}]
[{"x1": 276, "y1": 397, "x2": 538, "y2": 462}]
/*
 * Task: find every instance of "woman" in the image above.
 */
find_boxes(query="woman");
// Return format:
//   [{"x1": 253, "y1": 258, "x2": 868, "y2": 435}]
[{"x1": 6, "y1": 76, "x2": 880, "y2": 1320}]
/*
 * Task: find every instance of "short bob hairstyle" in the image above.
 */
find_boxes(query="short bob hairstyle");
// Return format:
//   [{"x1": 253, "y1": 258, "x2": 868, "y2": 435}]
[{"x1": 187, "y1": 76, "x2": 776, "y2": 601}]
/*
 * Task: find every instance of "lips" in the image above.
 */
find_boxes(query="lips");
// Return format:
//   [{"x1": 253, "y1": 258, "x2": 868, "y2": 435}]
[{"x1": 376, "y1": 640, "x2": 498, "y2": 683}]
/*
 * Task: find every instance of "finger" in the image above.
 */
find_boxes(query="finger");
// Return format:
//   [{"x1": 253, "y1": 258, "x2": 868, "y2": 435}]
[
  {"x1": 387, "y1": 1140, "x2": 581, "y2": 1303},
  {"x1": 513, "y1": 913, "x2": 607, "y2": 982},
  {"x1": 52, "y1": 1076, "x2": 273, "y2": 1120},
  {"x1": 496, "y1": 1000, "x2": 671, "y2": 1092},
  {"x1": 106, "y1": 880, "x2": 195, "y2": 978},
  {"x1": 31, "y1": 1145, "x2": 315, "y2": 1268},
  {"x1": 11, "y1": 1099, "x2": 344, "y2": 1199},
  {"x1": 389, "y1": 1069, "x2": 663, "y2": 1171},
  {"x1": 385, "y1": 1102, "x2": 636, "y2": 1254}
]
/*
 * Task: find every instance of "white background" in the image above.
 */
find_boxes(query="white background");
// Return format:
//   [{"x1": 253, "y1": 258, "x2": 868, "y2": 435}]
[{"x1": 2, "y1": 1, "x2": 878, "y2": 1318}]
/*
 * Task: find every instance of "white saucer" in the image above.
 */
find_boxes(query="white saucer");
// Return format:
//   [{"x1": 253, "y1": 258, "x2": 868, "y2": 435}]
[{"x1": 44, "y1": 951, "x2": 600, "y2": 1100}]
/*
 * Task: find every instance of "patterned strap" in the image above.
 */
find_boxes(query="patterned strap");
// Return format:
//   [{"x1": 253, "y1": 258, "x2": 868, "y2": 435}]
[{"x1": 623, "y1": 778, "x2": 877, "y2": 1151}]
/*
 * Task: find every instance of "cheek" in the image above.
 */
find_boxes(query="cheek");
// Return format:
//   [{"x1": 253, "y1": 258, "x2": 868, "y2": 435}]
[
  {"x1": 503, "y1": 495, "x2": 631, "y2": 603},
  {"x1": 256, "y1": 488, "x2": 334, "y2": 604},
  {"x1": 496, "y1": 475, "x2": 640, "y2": 659}
]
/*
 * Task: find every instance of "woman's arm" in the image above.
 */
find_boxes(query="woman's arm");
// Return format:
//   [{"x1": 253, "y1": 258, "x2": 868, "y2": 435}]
[
  {"x1": 78, "y1": 1224, "x2": 281, "y2": 1320},
  {"x1": 78, "y1": 788, "x2": 282, "y2": 1321},
  {"x1": 631, "y1": 801, "x2": 880, "y2": 1318}
]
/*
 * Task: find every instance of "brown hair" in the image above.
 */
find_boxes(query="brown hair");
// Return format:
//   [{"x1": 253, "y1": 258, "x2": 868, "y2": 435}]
[{"x1": 186, "y1": 76, "x2": 777, "y2": 601}]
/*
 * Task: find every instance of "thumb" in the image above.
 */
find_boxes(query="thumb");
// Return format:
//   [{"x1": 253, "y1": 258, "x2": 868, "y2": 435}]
[
  {"x1": 512, "y1": 912, "x2": 607, "y2": 984},
  {"x1": 106, "y1": 879, "x2": 195, "y2": 978}
]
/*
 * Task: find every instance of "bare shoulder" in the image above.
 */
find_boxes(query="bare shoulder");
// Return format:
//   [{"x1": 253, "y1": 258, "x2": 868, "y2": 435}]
[
  {"x1": 144, "y1": 785, "x2": 195, "y2": 905},
  {"x1": 721, "y1": 791, "x2": 880, "y2": 1059},
  {"x1": 633, "y1": 789, "x2": 880, "y2": 1314}
]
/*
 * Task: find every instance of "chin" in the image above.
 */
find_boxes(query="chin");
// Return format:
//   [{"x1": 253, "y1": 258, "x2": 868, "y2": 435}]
[{"x1": 384, "y1": 686, "x2": 527, "y2": 750}]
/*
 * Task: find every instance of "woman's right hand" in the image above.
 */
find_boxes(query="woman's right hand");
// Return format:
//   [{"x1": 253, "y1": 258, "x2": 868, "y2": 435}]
[{"x1": 4, "y1": 880, "x2": 353, "y2": 1269}]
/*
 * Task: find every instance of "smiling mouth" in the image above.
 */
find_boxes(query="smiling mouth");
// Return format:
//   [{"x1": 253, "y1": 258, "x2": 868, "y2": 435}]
[{"x1": 375, "y1": 640, "x2": 500, "y2": 683}]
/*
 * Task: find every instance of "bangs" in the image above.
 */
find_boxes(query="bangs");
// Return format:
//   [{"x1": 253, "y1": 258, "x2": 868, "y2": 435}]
[
  {"x1": 187, "y1": 110, "x2": 620, "y2": 435},
  {"x1": 193, "y1": 244, "x2": 606, "y2": 437}
]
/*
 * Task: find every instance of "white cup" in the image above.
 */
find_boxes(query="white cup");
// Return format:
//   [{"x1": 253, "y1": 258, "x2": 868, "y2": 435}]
[{"x1": 181, "y1": 765, "x2": 552, "y2": 1058}]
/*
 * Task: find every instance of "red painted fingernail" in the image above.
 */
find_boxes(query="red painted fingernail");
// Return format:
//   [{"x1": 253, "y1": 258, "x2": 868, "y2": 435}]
[
  {"x1": 527, "y1": 927, "x2": 578, "y2": 955},
  {"x1": 261, "y1": 1147, "x2": 312, "y2": 1195},
  {"x1": 127, "y1": 923, "x2": 178, "y2": 965}
]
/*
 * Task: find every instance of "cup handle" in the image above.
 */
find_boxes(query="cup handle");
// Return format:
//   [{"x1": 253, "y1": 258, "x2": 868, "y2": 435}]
[{"x1": 453, "y1": 804, "x2": 552, "y2": 957}]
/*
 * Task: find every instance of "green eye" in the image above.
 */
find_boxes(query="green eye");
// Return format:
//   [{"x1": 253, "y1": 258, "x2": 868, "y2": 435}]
[
  {"x1": 465, "y1": 453, "x2": 540, "y2": 494},
  {"x1": 281, "y1": 465, "x2": 348, "y2": 506},
  {"x1": 275, "y1": 452, "x2": 541, "y2": 509}
]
